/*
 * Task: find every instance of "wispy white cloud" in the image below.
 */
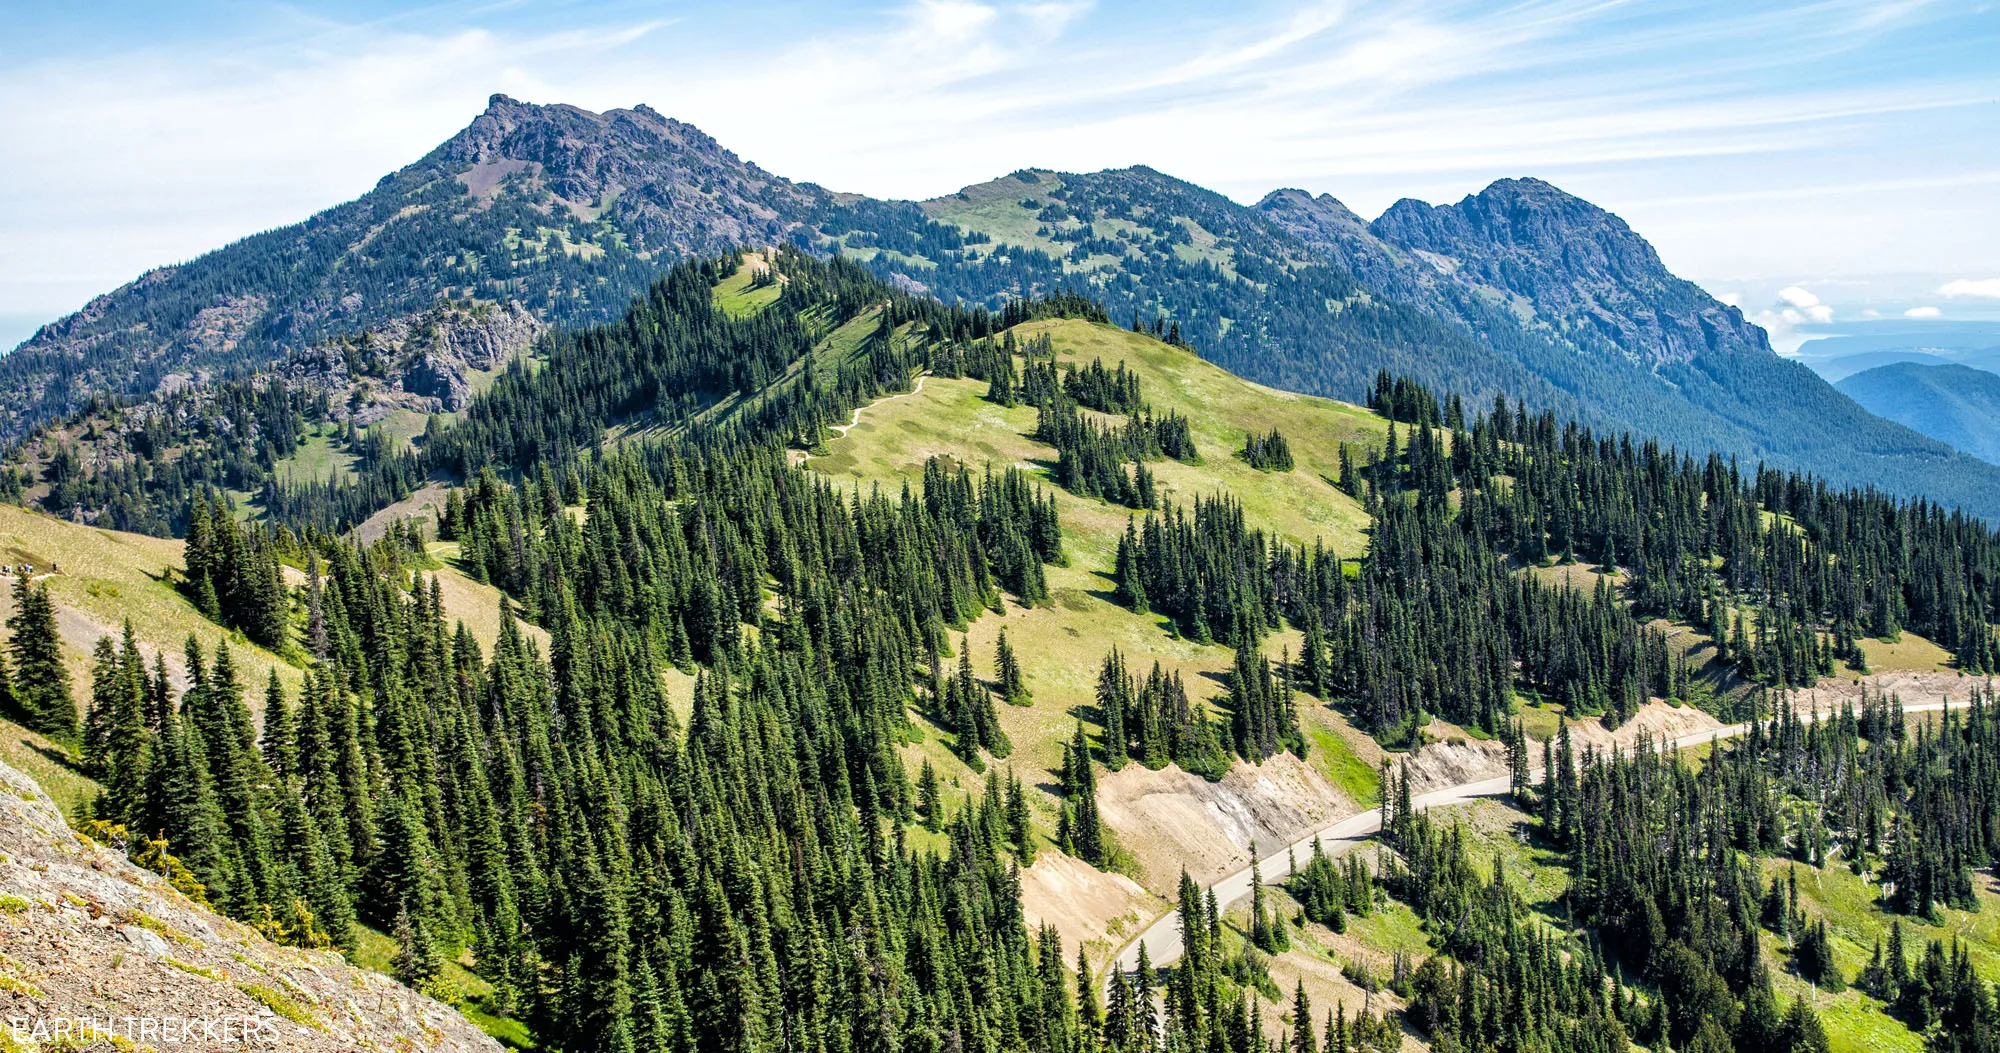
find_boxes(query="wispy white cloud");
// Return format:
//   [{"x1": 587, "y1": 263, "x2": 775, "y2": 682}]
[
  {"x1": 1905, "y1": 305, "x2": 1943, "y2": 318},
  {"x1": 1629, "y1": 170, "x2": 2000, "y2": 208},
  {"x1": 1775, "y1": 286, "x2": 1833, "y2": 322},
  {"x1": 1940, "y1": 278, "x2": 2000, "y2": 299}
]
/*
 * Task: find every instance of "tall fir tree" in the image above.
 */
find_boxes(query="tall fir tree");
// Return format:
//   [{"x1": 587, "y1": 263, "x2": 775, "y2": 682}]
[{"x1": 7, "y1": 573, "x2": 74, "y2": 740}]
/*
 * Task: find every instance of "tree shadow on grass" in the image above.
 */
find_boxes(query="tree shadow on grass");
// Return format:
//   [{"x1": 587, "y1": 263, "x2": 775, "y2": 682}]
[{"x1": 25, "y1": 738, "x2": 86, "y2": 778}]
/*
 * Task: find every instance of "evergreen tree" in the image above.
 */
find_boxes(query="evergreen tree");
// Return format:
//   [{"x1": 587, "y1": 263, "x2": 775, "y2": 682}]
[
  {"x1": 82, "y1": 636, "x2": 120, "y2": 775},
  {"x1": 1249, "y1": 843, "x2": 1288, "y2": 953},
  {"x1": 103, "y1": 623, "x2": 152, "y2": 828},
  {"x1": 7, "y1": 572, "x2": 75, "y2": 740},
  {"x1": 393, "y1": 907, "x2": 445, "y2": 997},
  {"x1": 1290, "y1": 981, "x2": 1317, "y2": 1053},
  {"x1": 1005, "y1": 767, "x2": 1036, "y2": 866},
  {"x1": 1057, "y1": 722, "x2": 1107, "y2": 866},
  {"x1": 995, "y1": 627, "x2": 1030, "y2": 705},
  {"x1": 916, "y1": 758, "x2": 944, "y2": 832},
  {"x1": 260, "y1": 671, "x2": 296, "y2": 781}
]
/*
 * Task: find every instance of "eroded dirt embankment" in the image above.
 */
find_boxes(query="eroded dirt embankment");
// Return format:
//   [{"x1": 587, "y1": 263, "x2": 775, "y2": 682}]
[
  {"x1": 1019, "y1": 850, "x2": 1162, "y2": 959},
  {"x1": 1096, "y1": 751, "x2": 1359, "y2": 894}
]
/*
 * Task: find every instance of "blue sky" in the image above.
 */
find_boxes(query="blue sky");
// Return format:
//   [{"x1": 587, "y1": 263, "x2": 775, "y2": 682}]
[{"x1": 2, "y1": 0, "x2": 1997, "y2": 352}]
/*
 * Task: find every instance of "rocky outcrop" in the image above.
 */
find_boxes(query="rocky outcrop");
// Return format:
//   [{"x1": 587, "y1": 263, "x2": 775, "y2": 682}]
[
  {"x1": 0, "y1": 758, "x2": 500, "y2": 1051},
  {"x1": 1095, "y1": 752, "x2": 1359, "y2": 894},
  {"x1": 391, "y1": 302, "x2": 543, "y2": 412},
  {"x1": 270, "y1": 300, "x2": 543, "y2": 420}
]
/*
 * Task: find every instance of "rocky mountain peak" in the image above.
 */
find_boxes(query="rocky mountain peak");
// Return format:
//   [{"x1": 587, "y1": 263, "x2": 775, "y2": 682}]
[
  {"x1": 0, "y1": 97, "x2": 832, "y2": 437},
  {"x1": 1370, "y1": 177, "x2": 1768, "y2": 365},
  {"x1": 1254, "y1": 189, "x2": 1392, "y2": 265},
  {"x1": 431, "y1": 96, "x2": 829, "y2": 261},
  {"x1": 1255, "y1": 188, "x2": 1364, "y2": 224},
  {"x1": 1373, "y1": 177, "x2": 1667, "y2": 289}
]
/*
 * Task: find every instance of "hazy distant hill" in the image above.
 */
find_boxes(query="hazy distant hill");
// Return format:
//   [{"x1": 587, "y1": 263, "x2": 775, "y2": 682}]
[
  {"x1": 1791, "y1": 323, "x2": 2000, "y2": 380},
  {"x1": 1837, "y1": 360, "x2": 2000, "y2": 464}
]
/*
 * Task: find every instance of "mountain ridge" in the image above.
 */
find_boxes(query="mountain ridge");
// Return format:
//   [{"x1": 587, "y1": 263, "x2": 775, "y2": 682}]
[{"x1": 14, "y1": 94, "x2": 2000, "y2": 519}]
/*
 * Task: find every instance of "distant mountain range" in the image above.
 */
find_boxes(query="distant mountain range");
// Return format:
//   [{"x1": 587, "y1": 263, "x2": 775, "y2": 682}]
[
  {"x1": 1837, "y1": 361, "x2": 2000, "y2": 466},
  {"x1": 1790, "y1": 322, "x2": 2000, "y2": 381},
  {"x1": 13, "y1": 93, "x2": 2000, "y2": 517}
]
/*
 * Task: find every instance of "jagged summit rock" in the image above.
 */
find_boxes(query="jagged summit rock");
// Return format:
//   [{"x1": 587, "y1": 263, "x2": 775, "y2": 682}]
[{"x1": 1370, "y1": 177, "x2": 1769, "y2": 365}]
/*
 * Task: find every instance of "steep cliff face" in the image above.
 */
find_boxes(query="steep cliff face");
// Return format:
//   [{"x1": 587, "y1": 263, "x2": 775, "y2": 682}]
[
  {"x1": 0, "y1": 759, "x2": 499, "y2": 1051},
  {"x1": 1368, "y1": 178, "x2": 1769, "y2": 366}
]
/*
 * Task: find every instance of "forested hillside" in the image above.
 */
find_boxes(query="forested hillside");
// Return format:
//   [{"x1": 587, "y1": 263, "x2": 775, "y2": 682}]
[{"x1": 4, "y1": 248, "x2": 2000, "y2": 1053}]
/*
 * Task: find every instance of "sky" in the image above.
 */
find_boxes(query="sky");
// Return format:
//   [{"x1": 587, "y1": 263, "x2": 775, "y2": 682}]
[{"x1": 2, "y1": 0, "x2": 1997, "y2": 353}]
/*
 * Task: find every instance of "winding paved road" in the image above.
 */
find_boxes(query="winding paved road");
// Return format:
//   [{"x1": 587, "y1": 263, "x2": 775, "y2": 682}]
[{"x1": 1111, "y1": 698, "x2": 1971, "y2": 975}]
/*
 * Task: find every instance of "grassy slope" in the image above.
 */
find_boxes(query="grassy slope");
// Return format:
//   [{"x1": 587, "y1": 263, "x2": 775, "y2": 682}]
[
  {"x1": 0, "y1": 500, "x2": 364, "y2": 816},
  {"x1": 1759, "y1": 839, "x2": 2000, "y2": 1053},
  {"x1": 274, "y1": 426, "x2": 361, "y2": 485},
  {"x1": 805, "y1": 317, "x2": 1388, "y2": 871},
  {"x1": 350, "y1": 924, "x2": 535, "y2": 1049},
  {"x1": 919, "y1": 172, "x2": 1070, "y2": 260},
  {"x1": 0, "y1": 513, "x2": 517, "y2": 789},
  {"x1": 0, "y1": 503, "x2": 300, "y2": 872},
  {"x1": 712, "y1": 258, "x2": 784, "y2": 318},
  {"x1": 1855, "y1": 633, "x2": 1953, "y2": 674},
  {"x1": 0, "y1": 503, "x2": 303, "y2": 702},
  {"x1": 920, "y1": 171, "x2": 1241, "y2": 279}
]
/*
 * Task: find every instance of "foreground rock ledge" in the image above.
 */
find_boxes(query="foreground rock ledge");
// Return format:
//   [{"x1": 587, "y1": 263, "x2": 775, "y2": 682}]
[{"x1": 0, "y1": 759, "x2": 500, "y2": 1051}]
